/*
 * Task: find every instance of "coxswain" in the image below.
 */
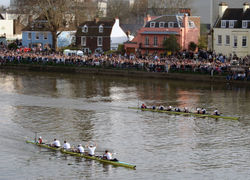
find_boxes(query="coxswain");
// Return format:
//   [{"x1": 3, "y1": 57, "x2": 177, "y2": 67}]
[
  {"x1": 63, "y1": 140, "x2": 71, "y2": 150},
  {"x1": 214, "y1": 109, "x2": 220, "y2": 116},
  {"x1": 159, "y1": 106, "x2": 164, "y2": 110},
  {"x1": 38, "y1": 136, "x2": 43, "y2": 144},
  {"x1": 175, "y1": 107, "x2": 181, "y2": 112},
  {"x1": 201, "y1": 108, "x2": 206, "y2": 114},
  {"x1": 51, "y1": 138, "x2": 61, "y2": 148},
  {"x1": 184, "y1": 107, "x2": 189, "y2": 113},
  {"x1": 141, "y1": 104, "x2": 147, "y2": 109},
  {"x1": 77, "y1": 144, "x2": 84, "y2": 153},
  {"x1": 103, "y1": 150, "x2": 118, "y2": 161},
  {"x1": 197, "y1": 108, "x2": 201, "y2": 114},
  {"x1": 166, "y1": 106, "x2": 172, "y2": 111},
  {"x1": 86, "y1": 142, "x2": 97, "y2": 156}
]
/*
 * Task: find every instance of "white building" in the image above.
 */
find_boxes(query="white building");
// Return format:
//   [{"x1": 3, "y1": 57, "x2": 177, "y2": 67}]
[
  {"x1": 213, "y1": 2, "x2": 250, "y2": 58},
  {"x1": 110, "y1": 18, "x2": 129, "y2": 50}
]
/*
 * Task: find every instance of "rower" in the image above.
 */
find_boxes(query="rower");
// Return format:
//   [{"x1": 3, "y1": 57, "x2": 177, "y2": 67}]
[
  {"x1": 152, "y1": 105, "x2": 156, "y2": 110},
  {"x1": 174, "y1": 107, "x2": 181, "y2": 112},
  {"x1": 141, "y1": 104, "x2": 147, "y2": 109},
  {"x1": 184, "y1": 107, "x2": 189, "y2": 113},
  {"x1": 159, "y1": 106, "x2": 164, "y2": 110},
  {"x1": 196, "y1": 108, "x2": 201, "y2": 114},
  {"x1": 38, "y1": 136, "x2": 43, "y2": 144},
  {"x1": 201, "y1": 108, "x2": 206, "y2": 114},
  {"x1": 214, "y1": 109, "x2": 220, "y2": 116},
  {"x1": 77, "y1": 144, "x2": 84, "y2": 153},
  {"x1": 103, "y1": 150, "x2": 118, "y2": 161},
  {"x1": 166, "y1": 106, "x2": 172, "y2": 111},
  {"x1": 63, "y1": 140, "x2": 71, "y2": 150},
  {"x1": 86, "y1": 142, "x2": 97, "y2": 156},
  {"x1": 51, "y1": 138, "x2": 61, "y2": 148}
]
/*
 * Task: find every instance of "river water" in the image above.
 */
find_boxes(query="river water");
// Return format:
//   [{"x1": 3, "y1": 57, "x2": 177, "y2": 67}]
[{"x1": 0, "y1": 69, "x2": 250, "y2": 180}]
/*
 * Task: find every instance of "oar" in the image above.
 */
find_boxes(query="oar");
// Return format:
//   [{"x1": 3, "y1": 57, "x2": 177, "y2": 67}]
[{"x1": 34, "y1": 132, "x2": 37, "y2": 143}]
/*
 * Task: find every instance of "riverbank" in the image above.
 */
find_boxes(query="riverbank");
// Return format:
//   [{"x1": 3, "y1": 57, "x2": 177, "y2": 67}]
[{"x1": 1, "y1": 64, "x2": 249, "y2": 84}]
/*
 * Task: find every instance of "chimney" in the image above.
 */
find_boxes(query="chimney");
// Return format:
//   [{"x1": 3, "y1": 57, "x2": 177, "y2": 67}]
[
  {"x1": 94, "y1": 17, "x2": 99, "y2": 23},
  {"x1": 183, "y1": 13, "x2": 188, "y2": 28},
  {"x1": 28, "y1": 15, "x2": 32, "y2": 24},
  {"x1": 144, "y1": 14, "x2": 151, "y2": 25},
  {"x1": 243, "y1": 2, "x2": 249, "y2": 12},
  {"x1": 219, "y1": 2, "x2": 228, "y2": 18}
]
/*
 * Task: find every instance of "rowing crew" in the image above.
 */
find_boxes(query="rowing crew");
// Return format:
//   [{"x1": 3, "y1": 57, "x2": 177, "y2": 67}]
[
  {"x1": 36, "y1": 138, "x2": 117, "y2": 161},
  {"x1": 141, "y1": 104, "x2": 220, "y2": 115},
  {"x1": 141, "y1": 104, "x2": 189, "y2": 113}
]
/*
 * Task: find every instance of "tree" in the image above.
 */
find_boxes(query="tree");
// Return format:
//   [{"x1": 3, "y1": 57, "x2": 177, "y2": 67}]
[
  {"x1": 14, "y1": 0, "x2": 97, "y2": 51},
  {"x1": 198, "y1": 35, "x2": 207, "y2": 50},
  {"x1": 163, "y1": 35, "x2": 180, "y2": 53},
  {"x1": 106, "y1": 0, "x2": 131, "y2": 22},
  {"x1": 149, "y1": 0, "x2": 193, "y2": 15},
  {"x1": 188, "y1": 41, "x2": 197, "y2": 52}
]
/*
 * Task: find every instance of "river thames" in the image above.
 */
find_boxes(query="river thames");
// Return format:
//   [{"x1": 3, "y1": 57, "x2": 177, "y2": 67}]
[{"x1": 0, "y1": 69, "x2": 250, "y2": 180}]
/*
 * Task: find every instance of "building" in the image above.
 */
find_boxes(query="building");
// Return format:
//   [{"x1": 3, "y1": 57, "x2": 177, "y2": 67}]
[
  {"x1": 76, "y1": 18, "x2": 128, "y2": 54},
  {"x1": 124, "y1": 14, "x2": 200, "y2": 56},
  {"x1": 213, "y1": 2, "x2": 250, "y2": 57},
  {"x1": 22, "y1": 16, "x2": 76, "y2": 49},
  {"x1": 0, "y1": 12, "x2": 24, "y2": 40}
]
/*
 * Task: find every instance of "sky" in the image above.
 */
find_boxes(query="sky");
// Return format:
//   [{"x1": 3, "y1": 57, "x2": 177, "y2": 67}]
[{"x1": 0, "y1": 0, "x2": 10, "y2": 7}]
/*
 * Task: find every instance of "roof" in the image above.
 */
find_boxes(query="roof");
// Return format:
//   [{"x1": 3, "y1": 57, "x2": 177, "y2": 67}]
[
  {"x1": 145, "y1": 15, "x2": 179, "y2": 28},
  {"x1": 141, "y1": 31, "x2": 179, "y2": 35},
  {"x1": 144, "y1": 15, "x2": 198, "y2": 29},
  {"x1": 22, "y1": 15, "x2": 77, "y2": 32},
  {"x1": 214, "y1": 8, "x2": 250, "y2": 28},
  {"x1": 77, "y1": 19, "x2": 115, "y2": 37}
]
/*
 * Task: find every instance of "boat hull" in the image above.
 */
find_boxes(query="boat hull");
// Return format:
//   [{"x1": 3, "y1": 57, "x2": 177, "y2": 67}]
[
  {"x1": 128, "y1": 107, "x2": 239, "y2": 120},
  {"x1": 26, "y1": 140, "x2": 136, "y2": 169}
]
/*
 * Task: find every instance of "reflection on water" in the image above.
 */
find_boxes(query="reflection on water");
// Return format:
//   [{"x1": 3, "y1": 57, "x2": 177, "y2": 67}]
[{"x1": 0, "y1": 69, "x2": 250, "y2": 180}]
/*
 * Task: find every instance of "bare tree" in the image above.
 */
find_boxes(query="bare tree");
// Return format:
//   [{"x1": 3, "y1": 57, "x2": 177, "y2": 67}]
[
  {"x1": 14, "y1": 0, "x2": 97, "y2": 50},
  {"x1": 150, "y1": 0, "x2": 193, "y2": 15},
  {"x1": 107, "y1": 0, "x2": 131, "y2": 22}
]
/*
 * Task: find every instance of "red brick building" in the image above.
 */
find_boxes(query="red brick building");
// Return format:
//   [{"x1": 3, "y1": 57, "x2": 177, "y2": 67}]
[{"x1": 124, "y1": 14, "x2": 200, "y2": 56}]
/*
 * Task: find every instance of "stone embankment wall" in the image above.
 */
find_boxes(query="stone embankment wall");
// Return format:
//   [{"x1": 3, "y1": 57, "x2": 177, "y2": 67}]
[{"x1": 0, "y1": 64, "x2": 249, "y2": 84}]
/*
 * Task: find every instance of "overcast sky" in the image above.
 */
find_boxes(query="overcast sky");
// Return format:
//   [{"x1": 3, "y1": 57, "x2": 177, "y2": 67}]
[{"x1": 0, "y1": 0, "x2": 10, "y2": 7}]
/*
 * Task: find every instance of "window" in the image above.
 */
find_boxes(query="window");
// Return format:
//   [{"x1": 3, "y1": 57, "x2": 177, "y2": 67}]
[
  {"x1": 226, "y1": 35, "x2": 230, "y2": 45},
  {"x1": 221, "y1": 20, "x2": 226, "y2": 28},
  {"x1": 81, "y1": 36, "x2": 86, "y2": 46},
  {"x1": 145, "y1": 36, "x2": 149, "y2": 46},
  {"x1": 150, "y1": 22, "x2": 155, "y2": 28},
  {"x1": 218, "y1": 35, "x2": 222, "y2": 45},
  {"x1": 163, "y1": 36, "x2": 167, "y2": 41},
  {"x1": 97, "y1": 36, "x2": 102, "y2": 46},
  {"x1": 99, "y1": 25, "x2": 103, "y2": 33},
  {"x1": 28, "y1": 32, "x2": 31, "y2": 40},
  {"x1": 44, "y1": 32, "x2": 48, "y2": 40},
  {"x1": 35, "y1": 32, "x2": 39, "y2": 40},
  {"x1": 153, "y1": 36, "x2": 158, "y2": 46},
  {"x1": 234, "y1": 36, "x2": 237, "y2": 47},
  {"x1": 242, "y1": 36, "x2": 247, "y2": 47},
  {"x1": 82, "y1": 25, "x2": 88, "y2": 33},
  {"x1": 168, "y1": 22, "x2": 174, "y2": 28},
  {"x1": 159, "y1": 22, "x2": 165, "y2": 28},
  {"x1": 229, "y1": 21, "x2": 235, "y2": 28},
  {"x1": 242, "y1": 20, "x2": 248, "y2": 28}
]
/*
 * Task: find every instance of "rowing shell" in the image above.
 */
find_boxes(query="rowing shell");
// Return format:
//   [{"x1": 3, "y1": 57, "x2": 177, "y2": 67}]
[
  {"x1": 26, "y1": 140, "x2": 136, "y2": 169},
  {"x1": 128, "y1": 107, "x2": 239, "y2": 120}
]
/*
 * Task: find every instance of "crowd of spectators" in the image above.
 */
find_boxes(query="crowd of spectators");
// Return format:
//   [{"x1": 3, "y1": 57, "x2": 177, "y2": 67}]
[{"x1": 0, "y1": 49, "x2": 249, "y2": 81}]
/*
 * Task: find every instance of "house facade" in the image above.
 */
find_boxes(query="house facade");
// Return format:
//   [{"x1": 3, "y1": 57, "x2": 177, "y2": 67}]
[
  {"x1": 0, "y1": 13, "x2": 24, "y2": 40},
  {"x1": 22, "y1": 16, "x2": 76, "y2": 50},
  {"x1": 213, "y1": 2, "x2": 250, "y2": 58},
  {"x1": 76, "y1": 18, "x2": 128, "y2": 54},
  {"x1": 124, "y1": 14, "x2": 200, "y2": 56}
]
